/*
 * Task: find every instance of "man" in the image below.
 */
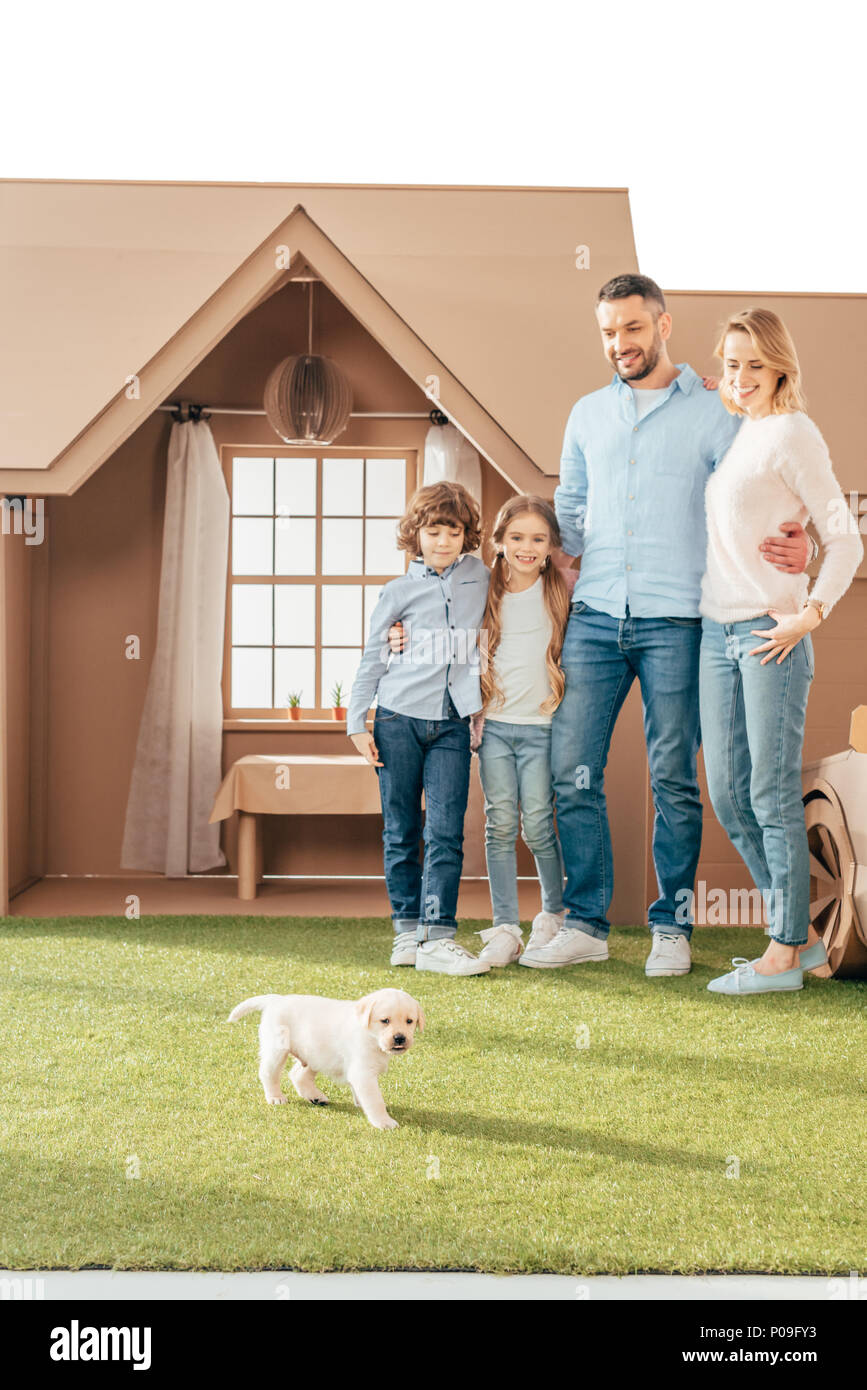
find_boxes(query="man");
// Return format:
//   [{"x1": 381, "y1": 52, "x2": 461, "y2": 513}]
[{"x1": 519, "y1": 274, "x2": 813, "y2": 976}]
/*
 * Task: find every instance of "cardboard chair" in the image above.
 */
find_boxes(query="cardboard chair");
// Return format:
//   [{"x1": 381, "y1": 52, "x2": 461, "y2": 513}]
[{"x1": 801, "y1": 706, "x2": 867, "y2": 978}]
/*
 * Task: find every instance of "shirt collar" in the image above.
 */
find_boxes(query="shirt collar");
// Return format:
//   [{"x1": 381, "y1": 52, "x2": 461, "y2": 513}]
[
  {"x1": 610, "y1": 362, "x2": 699, "y2": 398},
  {"x1": 408, "y1": 552, "x2": 467, "y2": 580}
]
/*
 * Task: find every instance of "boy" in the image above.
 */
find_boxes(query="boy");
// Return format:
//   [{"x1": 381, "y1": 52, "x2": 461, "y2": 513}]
[{"x1": 347, "y1": 481, "x2": 490, "y2": 975}]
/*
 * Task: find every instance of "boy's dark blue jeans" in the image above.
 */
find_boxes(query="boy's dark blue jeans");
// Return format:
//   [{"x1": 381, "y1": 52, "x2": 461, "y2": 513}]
[{"x1": 373, "y1": 696, "x2": 471, "y2": 942}]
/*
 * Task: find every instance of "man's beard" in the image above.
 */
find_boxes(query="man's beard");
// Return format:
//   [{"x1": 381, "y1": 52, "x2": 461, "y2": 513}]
[{"x1": 613, "y1": 330, "x2": 663, "y2": 381}]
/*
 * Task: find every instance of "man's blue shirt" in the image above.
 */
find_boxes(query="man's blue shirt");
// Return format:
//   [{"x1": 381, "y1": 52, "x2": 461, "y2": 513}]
[{"x1": 554, "y1": 363, "x2": 742, "y2": 618}]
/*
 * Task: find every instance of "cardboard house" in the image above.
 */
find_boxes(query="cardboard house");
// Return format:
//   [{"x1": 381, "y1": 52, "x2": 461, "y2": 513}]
[{"x1": 1, "y1": 180, "x2": 865, "y2": 937}]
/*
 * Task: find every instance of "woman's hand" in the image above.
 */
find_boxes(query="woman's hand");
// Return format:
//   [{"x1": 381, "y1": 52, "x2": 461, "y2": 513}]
[
  {"x1": 350, "y1": 731, "x2": 383, "y2": 766},
  {"x1": 749, "y1": 606, "x2": 821, "y2": 664},
  {"x1": 702, "y1": 375, "x2": 720, "y2": 391}
]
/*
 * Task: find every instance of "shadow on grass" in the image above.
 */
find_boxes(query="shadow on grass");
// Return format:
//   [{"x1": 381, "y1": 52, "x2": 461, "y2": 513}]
[
  {"x1": 355, "y1": 1103, "x2": 756, "y2": 1173},
  {"x1": 216, "y1": 1092, "x2": 743, "y2": 1174}
]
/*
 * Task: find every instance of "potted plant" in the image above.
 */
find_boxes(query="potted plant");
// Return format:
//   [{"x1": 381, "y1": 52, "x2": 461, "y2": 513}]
[
  {"x1": 330, "y1": 679, "x2": 347, "y2": 721},
  {"x1": 285, "y1": 691, "x2": 302, "y2": 721}
]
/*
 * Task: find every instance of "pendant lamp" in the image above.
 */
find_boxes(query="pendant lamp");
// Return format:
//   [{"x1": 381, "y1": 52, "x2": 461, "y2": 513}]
[{"x1": 264, "y1": 282, "x2": 353, "y2": 444}]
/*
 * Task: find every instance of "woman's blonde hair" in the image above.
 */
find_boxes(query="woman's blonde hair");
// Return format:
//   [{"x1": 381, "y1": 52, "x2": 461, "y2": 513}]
[
  {"x1": 480, "y1": 495, "x2": 570, "y2": 717},
  {"x1": 713, "y1": 306, "x2": 807, "y2": 416}
]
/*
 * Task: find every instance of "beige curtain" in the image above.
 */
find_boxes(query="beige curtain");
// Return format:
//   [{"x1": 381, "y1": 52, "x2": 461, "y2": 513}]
[
  {"x1": 423, "y1": 421, "x2": 482, "y2": 504},
  {"x1": 423, "y1": 422, "x2": 483, "y2": 555},
  {"x1": 120, "y1": 419, "x2": 229, "y2": 875}
]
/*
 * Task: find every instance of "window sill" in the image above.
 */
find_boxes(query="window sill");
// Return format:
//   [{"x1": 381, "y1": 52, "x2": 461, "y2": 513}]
[{"x1": 223, "y1": 718, "x2": 364, "y2": 732}]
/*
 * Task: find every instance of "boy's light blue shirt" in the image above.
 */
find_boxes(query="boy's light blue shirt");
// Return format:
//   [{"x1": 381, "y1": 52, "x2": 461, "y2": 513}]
[
  {"x1": 346, "y1": 552, "x2": 491, "y2": 736},
  {"x1": 553, "y1": 363, "x2": 742, "y2": 618}
]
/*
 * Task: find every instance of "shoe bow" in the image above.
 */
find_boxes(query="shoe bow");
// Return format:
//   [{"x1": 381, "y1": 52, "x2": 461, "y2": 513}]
[{"x1": 729, "y1": 956, "x2": 756, "y2": 976}]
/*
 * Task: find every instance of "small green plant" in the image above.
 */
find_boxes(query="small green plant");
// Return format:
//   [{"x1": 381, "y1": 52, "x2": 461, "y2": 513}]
[
  {"x1": 330, "y1": 680, "x2": 345, "y2": 708},
  {"x1": 286, "y1": 691, "x2": 302, "y2": 708}
]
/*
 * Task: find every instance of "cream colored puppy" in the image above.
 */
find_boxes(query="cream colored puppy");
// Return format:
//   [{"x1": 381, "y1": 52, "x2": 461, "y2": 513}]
[{"x1": 228, "y1": 987, "x2": 424, "y2": 1130}]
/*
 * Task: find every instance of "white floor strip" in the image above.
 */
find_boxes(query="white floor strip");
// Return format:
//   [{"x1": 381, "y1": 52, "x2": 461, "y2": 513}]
[{"x1": 0, "y1": 1271, "x2": 841, "y2": 1301}]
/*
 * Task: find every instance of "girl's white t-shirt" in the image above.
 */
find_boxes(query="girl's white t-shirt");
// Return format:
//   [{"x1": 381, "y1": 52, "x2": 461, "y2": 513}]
[{"x1": 486, "y1": 577, "x2": 554, "y2": 725}]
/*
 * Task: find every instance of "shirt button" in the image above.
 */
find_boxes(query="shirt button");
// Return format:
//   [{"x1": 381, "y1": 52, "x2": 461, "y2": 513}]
[
  {"x1": 627, "y1": 530, "x2": 633, "y2": 535},
  {"x1": 629, "y1": 459, "x2": 636, "y2": 465},
  {"x1": 626, "y1": 564, "x2": 632, "y2": 571},
  {"x1": 629, "y1": 495, "x2": 635, "y2": 500},
  {"x1": 633, "y1": 426, "x2": 638, "y2": 433}
]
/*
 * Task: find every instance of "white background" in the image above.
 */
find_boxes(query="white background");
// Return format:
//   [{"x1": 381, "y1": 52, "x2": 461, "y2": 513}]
[{"x1": 3, "y1": 0, "x2": 864, "y2": 291}]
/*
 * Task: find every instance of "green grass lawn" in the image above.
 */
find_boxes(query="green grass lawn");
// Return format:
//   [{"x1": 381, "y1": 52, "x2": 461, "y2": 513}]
[{"x1": 1, "y1": 915, "x2": 865, "y2": 1275}]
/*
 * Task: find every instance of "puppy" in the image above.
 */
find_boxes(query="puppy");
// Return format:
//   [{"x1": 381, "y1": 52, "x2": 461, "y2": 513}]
[{"x1": 228, "y1": 987, "x2": 424, "y2": 1130}]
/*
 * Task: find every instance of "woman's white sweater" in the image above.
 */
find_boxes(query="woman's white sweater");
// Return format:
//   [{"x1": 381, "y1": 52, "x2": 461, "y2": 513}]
[{"x1": 700, "y1": 410, "x2": 863, "y2": 624}]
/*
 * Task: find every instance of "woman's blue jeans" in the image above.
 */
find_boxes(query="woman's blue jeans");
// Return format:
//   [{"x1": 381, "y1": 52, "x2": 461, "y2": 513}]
[
  {"x1": 698, "y1": 615, "x2": 814, "y2": 946},
  {"x1": 476, "y1": 719, "x2": 565, "y2": 926},
  {"x1": 373, "y1": 701, "x2": 471, "y2": 942}
]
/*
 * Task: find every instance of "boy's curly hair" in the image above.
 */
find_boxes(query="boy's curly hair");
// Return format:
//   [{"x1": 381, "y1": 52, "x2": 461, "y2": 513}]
[{"x1": 396, "y1": 481, "x2": 482, "y2": 556}]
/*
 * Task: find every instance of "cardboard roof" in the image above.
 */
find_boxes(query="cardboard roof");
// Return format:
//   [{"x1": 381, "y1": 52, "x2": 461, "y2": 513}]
[{"x1": 0, "y1": 181, "x2": 638, "y2": 494}]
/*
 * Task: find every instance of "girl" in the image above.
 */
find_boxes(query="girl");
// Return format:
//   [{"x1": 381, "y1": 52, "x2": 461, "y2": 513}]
[
  {"x1": 700, "y1": 308, "x2": 863, "y2": 995},
  {"x1": 390, "y1": 495, "x2": 572, "y2": 966},
  {"x1": 347, "y1": 481, "x2": 492, "y2": 976},
  {"x1": 475, "y1": 496, "x2": 573, "y2": 965}
]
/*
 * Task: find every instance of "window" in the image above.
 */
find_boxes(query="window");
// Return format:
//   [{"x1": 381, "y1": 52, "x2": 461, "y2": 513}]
[{"x1": 226, "y1": 450, "x2": 414, "y2": 716}]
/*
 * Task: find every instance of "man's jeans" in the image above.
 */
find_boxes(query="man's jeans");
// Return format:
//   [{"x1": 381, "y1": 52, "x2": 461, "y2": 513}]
[
  {"x1": 551, "y1": 601, "x2": 703, "y2": 941},
  {"x1": 699, "y1": 616, "x2": 814, "y2": 946},
  {"x1": 373, "y1": 699, "x2": 471, "y2": 942},
  {"x1": 476, "y1": 719, "x2": 565, "y2": 927}
]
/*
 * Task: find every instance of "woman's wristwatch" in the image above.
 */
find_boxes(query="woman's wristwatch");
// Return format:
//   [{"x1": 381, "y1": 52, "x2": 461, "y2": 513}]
[{"x1": 804, "y1": 597, "x2": 827, "y2": 621}]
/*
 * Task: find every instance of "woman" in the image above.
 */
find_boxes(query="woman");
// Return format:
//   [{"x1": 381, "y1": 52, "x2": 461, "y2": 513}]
[{"x1": 700, "y1": 308, "x2": 863, "y2": 995}]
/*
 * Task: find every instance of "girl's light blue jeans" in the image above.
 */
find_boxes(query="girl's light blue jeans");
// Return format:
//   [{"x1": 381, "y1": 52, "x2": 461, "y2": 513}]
[
  {"x1": 698, "y1": 615, "x2": 814, "y2": 946},
  {"x1": 476, "y1": 719, "x2": 565, "y2": 927}
]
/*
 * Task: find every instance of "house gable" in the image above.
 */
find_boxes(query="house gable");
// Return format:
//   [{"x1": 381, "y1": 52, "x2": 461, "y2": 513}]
[{"x1": 0, "y1": 182, "x2": 639, "y2": 492}]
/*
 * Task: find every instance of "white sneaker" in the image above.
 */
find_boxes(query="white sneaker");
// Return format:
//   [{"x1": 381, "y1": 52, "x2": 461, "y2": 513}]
[
  {"x1": 525, "y1": 909, "x2": 566, "y2": 954},
  {"x1": 390, "y1": 931, "x2": 417, "y2": 966},
  {"x1": 519, "y1": 925, "x2": 609, "y2": 969},
  {"x1": 415, "y1": 939, "x2": 491, "y2": 976},
  {"x1": 477, "y1": 923, "x2": 524, "y2": 965},
  {"x1": 645, "y1": 932, "x2": 691, "y2": 977}
]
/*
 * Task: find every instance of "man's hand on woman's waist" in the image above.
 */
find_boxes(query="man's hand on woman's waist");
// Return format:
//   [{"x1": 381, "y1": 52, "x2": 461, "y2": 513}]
[{"x1": 758, "y1": 521, "x2": 813, "y2": 573}]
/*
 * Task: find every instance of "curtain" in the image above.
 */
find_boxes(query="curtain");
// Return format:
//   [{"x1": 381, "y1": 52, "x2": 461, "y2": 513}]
[
  {"x1": 423, "y1": 421, "x2": 482, "y2": 504},
  {"x1": 120, "y1": 419, "x2": 229, "y2": 875},
  {"x1": 423, "y1": 422, "x2": 483, "y2": 555}
]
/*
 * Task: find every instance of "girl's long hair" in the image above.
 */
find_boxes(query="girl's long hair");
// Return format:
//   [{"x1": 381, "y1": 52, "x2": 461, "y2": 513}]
[{"x1": 480, "y1": 495, "x2": 570, "y2": 717}]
